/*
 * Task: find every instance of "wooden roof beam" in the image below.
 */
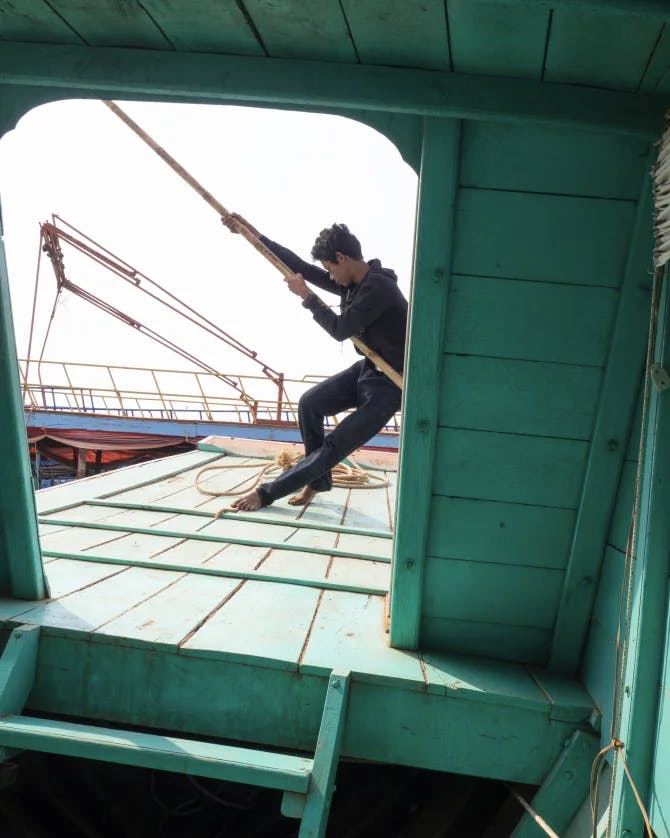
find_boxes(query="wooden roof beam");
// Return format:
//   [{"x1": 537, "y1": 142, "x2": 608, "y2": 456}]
[{"x1": 0, "y1": 42, "x2": 664, "y2": 139}]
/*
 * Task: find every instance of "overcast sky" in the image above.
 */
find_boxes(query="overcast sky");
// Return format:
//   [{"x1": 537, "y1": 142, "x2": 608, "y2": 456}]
[{"x1": 0, "y1": 99, "x2": 417, "y2": 408}]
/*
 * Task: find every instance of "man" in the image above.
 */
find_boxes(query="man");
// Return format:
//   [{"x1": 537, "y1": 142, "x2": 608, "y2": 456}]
[{"x1": 222, "y1": 214, "x2": 407, "y2": 511}]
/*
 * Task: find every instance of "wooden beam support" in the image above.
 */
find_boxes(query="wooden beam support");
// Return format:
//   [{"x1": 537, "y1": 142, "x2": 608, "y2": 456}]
[
  {"x1": 0, "y1": 625, "x2": 40, "y2": 716},
  {"x1": 613, "y1": 270, "x2": 670, "y2": 837},
  {"x1": 475, "y1": 0, "x2": 670, "y2": 19},
  {"x1": 0, "y1": 228, "x2": 46, "y2": 600},
  {"x1": 0, "y1": 42, "x2": 664, "y2": 138},
  {"x1": 510, "y1": 730, "x2": 599, "y2": 838},
  {"x1": 298, "y1": 671, "x2": 350, "y2": 838},
  {"x1": 390, "y1": 117, "x2": 460, "y2": 649},
  {"x1": 549, "y1": 170, "x2": 655, "y2": 674}
]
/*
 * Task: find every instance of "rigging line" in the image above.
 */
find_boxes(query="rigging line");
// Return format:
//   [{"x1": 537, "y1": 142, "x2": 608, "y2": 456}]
[
  {"x1": 102, "y1": 100, "x2": 403, "y2": 391},
  {"x1": 43, "y1": 220, "x2": 283, "y2": 380},
  {"x1": 59, "y1": 279, "x2": 255, "y2": 406}
]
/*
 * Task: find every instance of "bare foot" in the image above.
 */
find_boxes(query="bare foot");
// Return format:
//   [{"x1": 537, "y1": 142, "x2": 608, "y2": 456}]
[
  {"x1": 288, "y1": 487, "x2": 318, "y2": 507},
  {"x1": 231, "y1": 490, "x2": 263, "y2": 512}
]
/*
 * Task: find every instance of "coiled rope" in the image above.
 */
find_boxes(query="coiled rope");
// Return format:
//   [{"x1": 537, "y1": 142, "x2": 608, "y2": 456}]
[{"x1": 195, "y1": 451, "x2": 388, "y2": 514}]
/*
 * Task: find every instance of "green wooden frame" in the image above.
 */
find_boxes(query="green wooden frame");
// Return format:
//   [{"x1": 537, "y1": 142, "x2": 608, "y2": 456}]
[{"x1": 390, "y1": 117, "x2": 460, "y2": 649}]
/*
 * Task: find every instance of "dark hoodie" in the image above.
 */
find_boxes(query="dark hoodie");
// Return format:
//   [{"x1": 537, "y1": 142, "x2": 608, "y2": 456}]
[{"x1": 261, "y1": 236, "x2": 407, "y2": 377}]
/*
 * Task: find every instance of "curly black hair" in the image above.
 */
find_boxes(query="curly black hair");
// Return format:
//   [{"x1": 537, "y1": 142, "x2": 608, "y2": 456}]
[{"x1": 311, "y1": 223, "x2": 363, "y2": 262}]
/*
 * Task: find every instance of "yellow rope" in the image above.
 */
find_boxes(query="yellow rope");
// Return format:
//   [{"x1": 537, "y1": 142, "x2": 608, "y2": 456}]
[{"x1": 194, "y1": 450, "x2": 388, "y2": 502}]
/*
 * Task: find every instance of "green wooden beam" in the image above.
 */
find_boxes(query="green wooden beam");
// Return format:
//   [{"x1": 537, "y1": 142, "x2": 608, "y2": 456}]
[
  {"x1": 613, "y1": 270, "x2": 670, "y2": 837},
  {"x1": 0, "y1": 229, "x2": 46, "y2": 600},
  {"x1": 549, "y1": 170, "x2": 655, "y2": 674},
  {"x1": 0, "y1": 624, "x2": 40, "y2": 715},
  {"x1": 38, "y1": 518, "x2": 389, "y2": 563},
  {"x1": 79, "y1": 499, "x2": 393, "y2": 539},
  {"x1": 40, "y1": 549, "x2": 387, "y2": 596},
  {"x1": 0, "y1": 42, "x2": 664, "y2": 138},
  {"x1": 0, "y1": 714, "x2": 313, "y2": 792},
  {"x1": 510, "y1": 729, "x2": 599, "y2": 838},
  {"x1": 389, "y1": 117, "x2": 460, "y2": 649},
  {"x1": 299, "y1": 671, "x2": 350, "y2": 838},
  {"x1": 480, "y1": 0, "x2": 670, "y2": 18}
]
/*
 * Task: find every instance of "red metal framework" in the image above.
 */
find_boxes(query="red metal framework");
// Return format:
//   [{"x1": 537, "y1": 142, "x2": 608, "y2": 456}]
[{"x1": 32, "y1": 216, "x2": 289, "y2": 422}]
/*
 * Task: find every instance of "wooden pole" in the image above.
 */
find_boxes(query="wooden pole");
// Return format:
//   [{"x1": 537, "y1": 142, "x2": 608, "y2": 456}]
[{"x1": 102, "y1": 101, "x2": 404, "y2": 390}]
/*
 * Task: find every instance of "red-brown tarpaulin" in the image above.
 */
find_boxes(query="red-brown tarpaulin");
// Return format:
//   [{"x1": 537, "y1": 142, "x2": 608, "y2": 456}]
[{"x1": 27, "y1": 427, "x2": 199, "y2": 467}]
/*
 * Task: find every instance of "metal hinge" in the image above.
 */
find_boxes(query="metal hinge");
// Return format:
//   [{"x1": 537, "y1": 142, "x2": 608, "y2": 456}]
[{"x1": 650, "y1": 363, "x2": 670, "y2": 392}]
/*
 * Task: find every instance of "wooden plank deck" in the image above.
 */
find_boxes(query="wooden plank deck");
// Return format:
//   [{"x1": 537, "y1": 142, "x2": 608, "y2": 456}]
[{"x1": 0, "y1": 444, "x2": 597, "y2": 785}]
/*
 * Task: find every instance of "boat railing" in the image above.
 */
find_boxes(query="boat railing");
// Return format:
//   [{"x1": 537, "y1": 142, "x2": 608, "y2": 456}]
[{"x1": 19, "y1": 359, "x2": 401, "y2": 434}]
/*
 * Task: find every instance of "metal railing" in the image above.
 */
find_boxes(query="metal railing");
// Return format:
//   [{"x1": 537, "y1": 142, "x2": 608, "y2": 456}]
[{"x1": 20, "y1": 359, "x2": 401, "y2": 434}]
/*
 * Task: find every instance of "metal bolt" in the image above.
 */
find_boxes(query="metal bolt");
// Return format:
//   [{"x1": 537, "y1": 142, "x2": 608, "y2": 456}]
[
  {"x1": 607, "y1": 438, "x2": 619, "y2": 452},
  {"x1": 405, "y1": 560, "x2": 415, "y2": 570},
  {"x1": 622, "y1": 831, "x2": 633, "y2": 837},
  {"x1": 331, "y1": 679, "x2": 340, "y2": 690},
  {"x1": 13, "y1": 631, "x2": 22, "y2": 639}
]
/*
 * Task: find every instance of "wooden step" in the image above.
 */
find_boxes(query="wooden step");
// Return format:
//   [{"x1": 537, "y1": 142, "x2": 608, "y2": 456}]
[{"x1": 0, "y1": 714, "x2": 313, "y2": 793}]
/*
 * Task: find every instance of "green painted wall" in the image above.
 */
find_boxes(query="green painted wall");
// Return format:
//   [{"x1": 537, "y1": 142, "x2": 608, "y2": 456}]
[{"x1": 392, "y1": 117, "x2": 653, "y2": 665}]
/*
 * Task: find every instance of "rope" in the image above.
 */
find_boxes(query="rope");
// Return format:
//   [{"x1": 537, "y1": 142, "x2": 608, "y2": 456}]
[
  {"x1": 591, "y1": 740, "x2": 654, "y2": 838},
  {"x1": 505, "y1": 784, "x2": 561, "y2": 838},
  {"x1": 194, "y1": 451, "x2": 388, "y2": 515}
]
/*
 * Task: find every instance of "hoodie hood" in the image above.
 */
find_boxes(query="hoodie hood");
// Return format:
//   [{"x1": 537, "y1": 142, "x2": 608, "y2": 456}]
[{"x1": 367, "y1": 258, "x2": 398, "y2": 283}]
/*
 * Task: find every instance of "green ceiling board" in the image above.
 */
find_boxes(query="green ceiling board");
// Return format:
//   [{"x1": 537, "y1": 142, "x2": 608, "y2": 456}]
[
  {"x1": 420, "y1": 616, "x2": 551, "y2": 664},
  {"x1": 453, "y1": 188, "x2": 636, "y2": 286},
  {"x1": 138, "y1": 0, "x2": 263, "y2": 55},
  {"x1": 439, "y1": 355, "x2": 601, "y2": 439},
  {"x1": 0, "y1": 1, "x2": 82, "y2": 42},
  {"x1": 638, "y1": 23, "x2": 670, "y2": 91},
  {"x1": 444, "y1": 276, "x2": 618, "y2": 366},
  {"x1": 427, "y1": 497, "x2": 574, "y2": 570},
  {"x1": 423, "y1": 558, "x2": 563, "y2": 628},
  {"x1": 433, "y1": 428, "x2": 588, "y2": 508},
  {"x1": 47, "y1": 0, "x2": 169, "y2": 48},
  {"x1": 341, "y1": 0, "x2": 449, "y2": 70},
  {"x1": 544, "y1": 9, "x2": 662, "y2": 91},
  {"x1": 448, "y1": 0, "x2": 548, "y2": 79},
  {"x1": 242, "y1": 0, "x2": 355, "y2": 62},
  {"x1": 460, "y1": 121, "x2": 650, "y2": 199}
]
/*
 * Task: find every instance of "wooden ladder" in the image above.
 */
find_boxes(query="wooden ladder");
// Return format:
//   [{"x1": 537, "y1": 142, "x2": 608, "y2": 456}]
[{"x1": 0, "y1": 624, "x2": 350, "y2": 838}]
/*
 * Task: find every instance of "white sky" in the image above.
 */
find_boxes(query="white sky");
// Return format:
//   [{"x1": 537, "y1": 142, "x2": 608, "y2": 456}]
[{"x1": 0, "y1": 100, "x2": 418, "y2": 401}]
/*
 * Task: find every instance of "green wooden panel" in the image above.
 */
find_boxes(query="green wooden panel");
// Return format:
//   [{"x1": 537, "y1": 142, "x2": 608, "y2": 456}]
[
  {"x1": 444, "y1": 275, "x2": 617, "y2": 365},
  {"x1": 342, "y1": 0, "x2": 449, "y2": 70},
  {"x1": 589, "y1": 546, "x2": 625, "y2": 643},
  {"x1": 422, "y1": 558, "x2": 563, "y2": 628},
  {"x1": 581, "y1": 620, "x2": 615, "y2": 747},
  {"x1": 391, "y1": 117, "x2": 460, "y2": 650},
  {"x1": 650, "y1": 579, "x2": 670, "y2": 834},
  {"x1": 327, "y1": 556, "x2": 389, "y2": 592},
  {"x1": 47, "y1": 0, "x2": 169, "y2": 47},
  {"x1": 182, "y1": 580, "x2": 320, "y2": 670},
  {"x1": 302, "y1": 592, "x2": 424, "y2": 688},
  {"x1": 608, "y1": 459, "x2": 636, "y2": 553},
  {"x1": 0, "y1": 715, "x2": 313, "y2": 792},
  {"x1": 545, "y1": 9, "x2": 662, "y2": 91},
  {"x1": 460, "y1": 121, "x2": 650, "y2": 199},
  {"x1": 19, "y1": 566, "x2": 180, "y2": 632},
  {"x1": 453, "y1": 188, "x2": 636, "y2": 286},
  {"x1": 626, "y1": 387, "x2": 643, "y2": 460},
  {"x1": 433, "y1": 428, "x2": 588, "y2": 508},
  {"x1": 427, "y1": 496, "x2": 575, "y2": 569},
  {"x1": 420, "y1": 650, "x2": 547, "y2": 708},
  {"x1": 548, "y1": 175, "x2": 653, "y2": 674},
  {"x1": 638, "y1": 24, "x2": 670, "y2": 91},
  {"x1": 420, "y1": 615, "x2": 551, "y2": 664},
  {"x1": 448, "y1": 0, "x2": 548, "y2": 78},
  {"x1": 511, "y1": 730, "x2": 599, "y2": 838},
  {"x1": 0, "y1": 1, "x2": 81, "y2": 42},
  {"x1": 139, "y1": 0, "x2": 263, "y2": 54},
  {"x1": 45, "y1": 557, "x2": 124, "y2": 599},
  {"x1": 98, "y1": 573, "x2": 241, "y2": 646},
  {"x1": 243, "y1": 0, "x2": 355, "y2": 61},
  {"x1": 0, "y1": 625, "x2": 39, "y2": 716},
  {"x1": 439, "y1": 355, "x2": 601, "y2": 439}
]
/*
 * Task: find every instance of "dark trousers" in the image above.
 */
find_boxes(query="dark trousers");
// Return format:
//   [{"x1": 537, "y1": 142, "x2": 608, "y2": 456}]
[{"x1": 258, "y1": 360, "x2": 401, "y2": 505}]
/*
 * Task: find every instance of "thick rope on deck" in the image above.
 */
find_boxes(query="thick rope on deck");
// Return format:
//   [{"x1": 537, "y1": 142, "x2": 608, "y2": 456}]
[{"x1": 194, "y1": 451, "x2": 388, "y2": 515}]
